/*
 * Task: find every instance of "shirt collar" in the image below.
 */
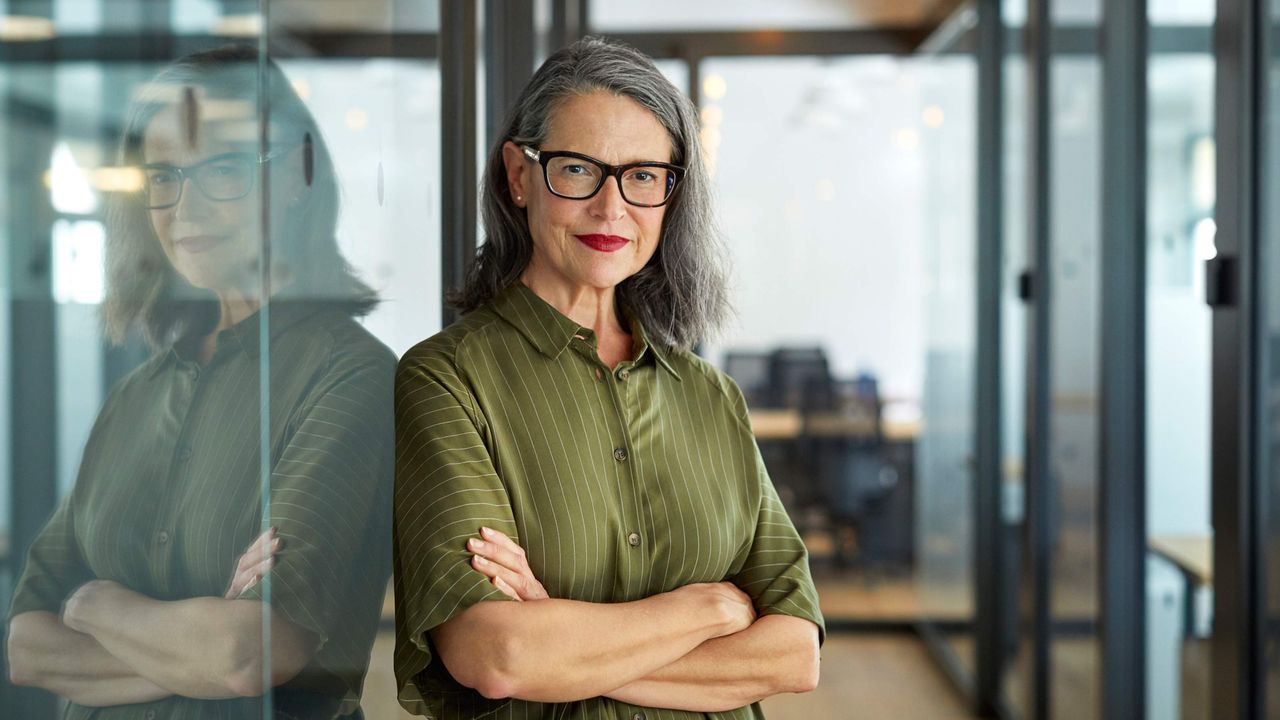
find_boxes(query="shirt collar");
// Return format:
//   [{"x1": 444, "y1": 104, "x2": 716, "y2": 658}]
[
  {"x1": 491, "y1": 281, "x2": 682, "y2": 381},
  {"x1": 147, "y1": 300, "x2": 323, "y2": 378}
]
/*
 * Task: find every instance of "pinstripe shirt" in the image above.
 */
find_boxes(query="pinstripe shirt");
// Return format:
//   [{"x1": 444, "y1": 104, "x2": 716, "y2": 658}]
[
  {"x1": 9, "y1": 303, "x2": 395, "y2": 720},
  {"x1": 393, "y1": 281, "x2": 824, "y2": 719}
]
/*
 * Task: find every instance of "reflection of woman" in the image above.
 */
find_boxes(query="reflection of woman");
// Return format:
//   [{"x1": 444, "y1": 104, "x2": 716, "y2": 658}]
[
  {"x1": 6, "y1": 47, "x2": 393, "y2": 719},
  {"x1": 393, "y1": 38, "x2": 823, "y2": 719}
]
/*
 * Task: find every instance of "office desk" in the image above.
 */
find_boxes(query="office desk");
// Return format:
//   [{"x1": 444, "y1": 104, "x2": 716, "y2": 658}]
[
  {"x1": 748, "y1": 410, "x2": 919, "y2": 442},
  {"x1": 1149, "y1": 534, "x2": 1212, "y2": 587},
  {"x1": 749, "y1": 409, "x2": 804, "y2": 440},
  {"x1": 1148, "y1": 533, "x2": 1212, "y2": 640}
]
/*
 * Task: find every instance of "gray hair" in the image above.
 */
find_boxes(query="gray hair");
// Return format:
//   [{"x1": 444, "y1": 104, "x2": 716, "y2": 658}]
[{"x1": 453, "y1": 36, "x2": 730, "y2": 350}]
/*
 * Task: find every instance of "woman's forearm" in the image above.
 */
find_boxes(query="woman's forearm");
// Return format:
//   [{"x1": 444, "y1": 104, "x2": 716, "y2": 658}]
[
  {"x1": 432, "y1": 582, "x2": 753, "y2": 703},
  {"x1": 63, "y1": 581, "x2": 316, "y2": 699},
  {"x1": 7, "y1": 611, "x2": 172, "y2": 706},
  {"x1": 605, "y1": 614, "x2": 821, "y2": 712}
]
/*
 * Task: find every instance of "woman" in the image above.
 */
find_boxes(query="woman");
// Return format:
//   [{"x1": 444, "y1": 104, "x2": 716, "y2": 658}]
[
  {"x1": 393, "y1": 38, "x2": 823, "y2": 719},
  {"x1": 6, "y1": 46, "x2": 394, "y2": 719}
]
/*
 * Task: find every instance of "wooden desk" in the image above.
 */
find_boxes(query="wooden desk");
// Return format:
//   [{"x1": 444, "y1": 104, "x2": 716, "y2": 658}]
[
  {"x1": 1149, "y1": 534, "x2": 1212, "y2": 587},
  {"x1": 1148, "y1": 533, "x2": 1212, "y2": 640},
  {"x1": 748, "y1": 410, "x2": 919, "y2": 442},
  {"x1": 749, "y1": 409, "x2": 803, "y2": 440}
]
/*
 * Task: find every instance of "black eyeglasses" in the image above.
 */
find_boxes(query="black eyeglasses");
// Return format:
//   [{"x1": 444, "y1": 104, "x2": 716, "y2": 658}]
[
  {"x1": 142, "y1": 149, "x2": 290, "y2": 209},
  {"x1": 521, "y1": 145, "x2": 684, "y2": 208}
]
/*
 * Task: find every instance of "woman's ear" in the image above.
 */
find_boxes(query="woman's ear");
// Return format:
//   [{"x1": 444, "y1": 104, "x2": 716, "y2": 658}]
[{"x1": 501, "y1": 141, "x2": 530, "y2": 207}]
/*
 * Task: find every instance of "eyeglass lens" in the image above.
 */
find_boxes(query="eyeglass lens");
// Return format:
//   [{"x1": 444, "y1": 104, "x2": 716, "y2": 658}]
[
  {"x1": 145, "y1": 155, "x2": 256, "y2": 208},
  {"x1": 545, "y1": 156, "x2": 674, "y2": 205}
]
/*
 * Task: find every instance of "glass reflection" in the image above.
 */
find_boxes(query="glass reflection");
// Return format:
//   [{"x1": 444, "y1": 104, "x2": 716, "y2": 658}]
[{"x1": 6, "y1": 47, "x2": 393, "y2": 719}]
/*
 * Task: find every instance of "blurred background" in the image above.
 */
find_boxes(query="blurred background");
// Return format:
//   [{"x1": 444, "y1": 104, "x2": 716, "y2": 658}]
[{"x1": 2, "y1": 0, "x2": 1269, "y2": 718}]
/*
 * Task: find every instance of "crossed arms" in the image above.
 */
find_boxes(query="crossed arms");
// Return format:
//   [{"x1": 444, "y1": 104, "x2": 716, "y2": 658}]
[
  {"x1": 7, "y1": 529, "x2": 317, "y2": 706},
  {"x1": 431, "y1": 527, "x2": 821, "y2": 712}
]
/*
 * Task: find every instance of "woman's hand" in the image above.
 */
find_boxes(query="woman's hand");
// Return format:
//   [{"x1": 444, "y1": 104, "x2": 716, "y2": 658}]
[
  {"x1": 467, "y1": 526, "x2": 549, "y2": 601},
  {"x1": 225, "y1": 527, "x2": 280, "y2": 599}
]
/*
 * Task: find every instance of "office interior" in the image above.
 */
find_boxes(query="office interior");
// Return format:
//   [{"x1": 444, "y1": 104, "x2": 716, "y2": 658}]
[{"x1": 0, "y1": 0, "x2": 1269, "y2": 718}]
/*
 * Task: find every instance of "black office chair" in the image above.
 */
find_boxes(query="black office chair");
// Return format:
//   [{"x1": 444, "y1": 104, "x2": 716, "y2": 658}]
[
  {"x1": 768, "y1": 347, "x2": 834, "y2": 411},
  {"x1": 723, "y1": 350, "x2": 773, "y2": 407},
  {"x1": 812, "y1": 376, "x2": 913, "y2": 570}
]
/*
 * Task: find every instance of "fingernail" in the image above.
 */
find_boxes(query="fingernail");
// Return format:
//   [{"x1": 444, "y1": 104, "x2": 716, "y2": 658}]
[
  {"x1": 468, "y1": 538, "x2": 484, "y2": 549},
  {"x1": 480, "y1": 526, "x2": 493, "y2": 536},
  {"x1": 474, "y1": 556, "x2": 488, "y2": 566}
]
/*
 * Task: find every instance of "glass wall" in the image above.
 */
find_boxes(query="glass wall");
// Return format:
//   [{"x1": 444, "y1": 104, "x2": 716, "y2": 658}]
[
  {"x1": 1002, "y1": 3, "x2": 1030, "y2": 714},
  {"x1": 694, "y1": 50, "x2": 979, "y2": 676},
  {"x1": 1144, "y1": 2, "x2": 1214, "y2": 717},
  {"x1": 2, "y1": 2, "x2": 439, "y2": 718},
  {"x1": 1047, "y1": 11, "x2": 1103, "y2": 719}
]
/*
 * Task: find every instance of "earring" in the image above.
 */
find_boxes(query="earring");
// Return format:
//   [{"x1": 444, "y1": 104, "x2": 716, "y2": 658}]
[{"x1": 516, "y1": 195, "x2": 523, "y2": 202}]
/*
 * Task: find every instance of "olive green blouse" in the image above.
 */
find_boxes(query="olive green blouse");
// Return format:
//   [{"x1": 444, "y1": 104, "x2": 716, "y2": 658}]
[
  {"x1": 9, "y1": 303, "x2": 395, "y2": 720},
  {"x1": 393, "y1": 281, "x2": 824, "y2": 720}
]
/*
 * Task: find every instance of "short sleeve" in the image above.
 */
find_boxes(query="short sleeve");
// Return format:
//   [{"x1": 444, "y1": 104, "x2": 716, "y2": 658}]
[
  {"x1": 238, "y1": 346, "x2": 395, "y2": 654},
  {"x1": 9, "y1": 495, "x2": 94, "y2": 618},
  {"x1": 724, "y1": 380, "x2": 826, "y2": 645},
  {"x1": 391, "y1": 348, "x2": 517, "y2": 719}
]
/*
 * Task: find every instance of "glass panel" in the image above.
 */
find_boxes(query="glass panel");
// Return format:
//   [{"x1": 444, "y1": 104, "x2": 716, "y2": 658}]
[
  {"x1": 1, "y1": 2, "x2": 439, "y2": 717},
  {"x1": 266, "y1": 8, "x2": 440, "y2": 720},
  {"x1": 590, "y1": 0, "x2": 944, "y2": 32},
  {"x1": 1144, "y1": 13, "x2": 1214, "y2": 718},
  {"x1": 1047, "y1": 50, "x2": 1102, "y2": 720},
  {"x1": 1148, "y1": 0, "x2": 1215, "y2": 25},
  {"x1": 697, "y1": 53, "x2": 977, "y2": 669},
  {"x1": 1001, "y1": 30, "x2": 1031, "y2": 718}
]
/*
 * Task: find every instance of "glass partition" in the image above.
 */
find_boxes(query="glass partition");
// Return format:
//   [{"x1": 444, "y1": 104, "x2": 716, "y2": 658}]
[
  {"x1": 1144, "y1": 3, "x2": 1214, "y2": 714},
  {"x1": 1, "y1": 3, "x2": 439, "y2": 718},
  {"x1": 696, "y1": 54, "x2": 978, "y2": 670}
]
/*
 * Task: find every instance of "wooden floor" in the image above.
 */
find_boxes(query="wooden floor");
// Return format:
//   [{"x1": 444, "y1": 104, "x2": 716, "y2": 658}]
[
  {"x1": 761, "y1": 634, "x2": 975, "y2": 719},
  {"x1": 359, "y1": 631, "x2": 975, "y2": 719}
]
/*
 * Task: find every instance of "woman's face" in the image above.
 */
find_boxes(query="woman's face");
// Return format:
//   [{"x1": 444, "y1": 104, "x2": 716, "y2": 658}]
[
  {"x1": 142, "y1": 96, "x2": 267, "y2": 295},
  {"x1": 505, "y1": 90, "x2": 673, "y2": 296}
]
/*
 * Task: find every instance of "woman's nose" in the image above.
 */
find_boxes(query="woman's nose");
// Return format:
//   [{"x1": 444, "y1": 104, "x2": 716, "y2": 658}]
[
  {"x1": 172, "y1": 176, "x2": 211, "y2": 219},
  {"x1": 588, "y1": 175, "x2": 628, "y2": 220}
]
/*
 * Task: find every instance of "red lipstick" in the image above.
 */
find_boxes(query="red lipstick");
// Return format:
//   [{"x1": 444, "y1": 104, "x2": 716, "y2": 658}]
[{"x1": 575, "y1": 234, "x2": 630, "y2": 252}]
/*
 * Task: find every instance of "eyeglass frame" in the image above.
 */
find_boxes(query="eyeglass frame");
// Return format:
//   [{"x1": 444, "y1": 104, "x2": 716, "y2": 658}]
[
  {"x1": 520, "y1": 144, "x2": 685, "y2": 208},
  {"x1": 141, "y1": 147, "x2": 294, "y2": 210}
]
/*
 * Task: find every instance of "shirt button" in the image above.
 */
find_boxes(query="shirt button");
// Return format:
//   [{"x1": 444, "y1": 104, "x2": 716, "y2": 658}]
[
  {"x1": 632, "y1": 713, "x2": 645, "y2": 720},
  {"x1": 627, "y1": 532, "x2": 641, "y2": 547},
  {"x1": 145, "y1": 711, "x2": 157, "y2": 720},
  {"x1": 177, "y1": 446, "x2": 193, "y2": 462},
  {"x1": 157, "y1": 530, "x2": 170, "y2": 544},
  {"x1": 618, "y1": 368, "x2": 631, "y2": 381},
  {"x1": 613, "y1": 447, "x2": 628, "y2": 462}
]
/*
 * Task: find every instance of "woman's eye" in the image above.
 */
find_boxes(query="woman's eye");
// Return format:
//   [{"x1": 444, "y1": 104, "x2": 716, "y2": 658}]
[
  {"x1": 148, "y1": 171, "x2": 177, "y2": 185},
  {"x1": 563, "y1": 164, "x2": 588, "y2": 175},
  {"x1": 632, "y1": 171, "x2": 656, "y2": 183}
]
